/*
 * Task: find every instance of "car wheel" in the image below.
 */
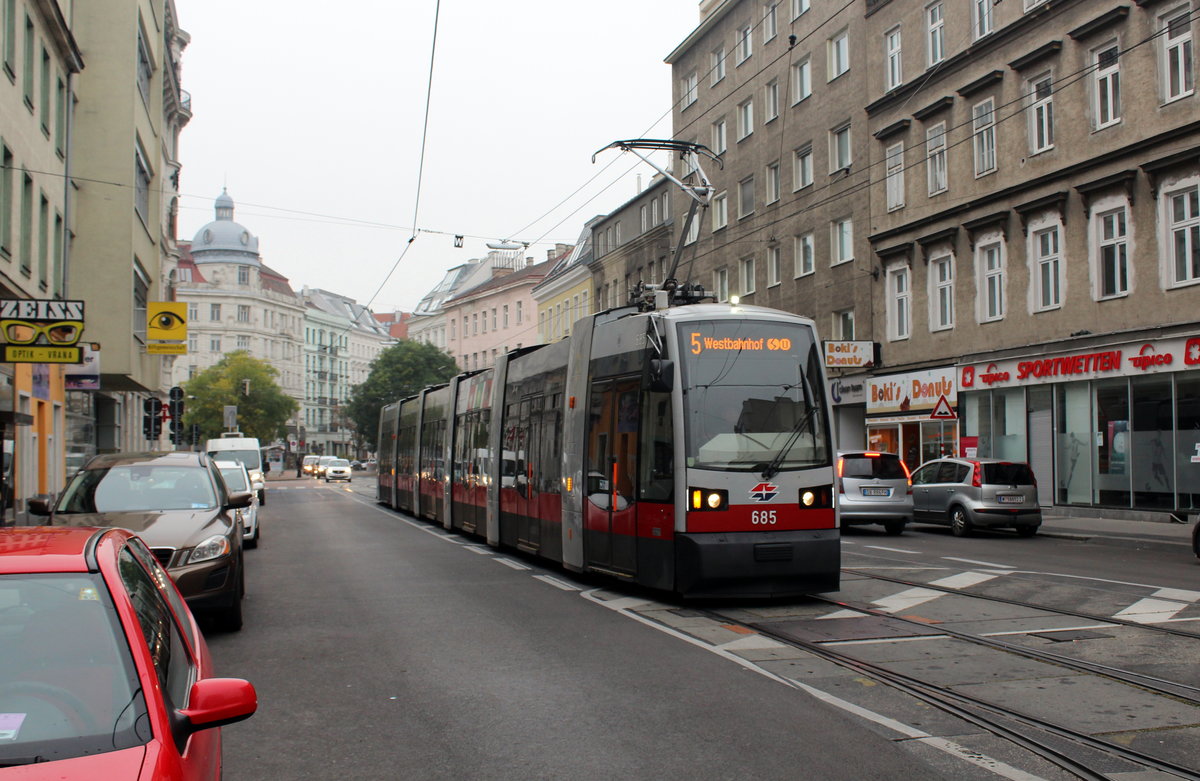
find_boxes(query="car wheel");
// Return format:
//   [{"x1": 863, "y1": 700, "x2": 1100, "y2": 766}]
[
  {"x1": 950, "y1": 506, "x2": 973, "y2": 537},
  {"x1": 883, "y1": 520, "x2": 906, "y2": 536},
  {"x1": 1015, "y1": 524, "x2": 1039, "y2": 538}
]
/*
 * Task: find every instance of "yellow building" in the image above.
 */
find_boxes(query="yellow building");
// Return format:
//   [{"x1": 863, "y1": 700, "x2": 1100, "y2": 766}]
[{"x1": 532, "y1": 231, "x2": 594, "y2": 344}]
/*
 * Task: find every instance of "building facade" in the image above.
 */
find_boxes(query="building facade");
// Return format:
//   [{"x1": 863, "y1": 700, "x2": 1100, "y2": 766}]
[
  {"x1": 534, "y1": 228, "x2": 594, "y2": 343},
  {"x1": 590, "y1": 177, "x2": 675, "y2": 312},
  {"x1": 0, "y1": 0, "x2": 83, "y2": 519},
  {"x1": 443, "y1": 257, "x2": 550, "y2": 371},
  {"x1": 861, "y1": 0, "x2": 1200, "y2": 520}
]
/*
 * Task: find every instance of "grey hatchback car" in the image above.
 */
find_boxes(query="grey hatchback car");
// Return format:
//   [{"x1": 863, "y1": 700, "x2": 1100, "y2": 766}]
[
  {"x1": 837, "y1": 451, "x2": 912, "y2": 535},
  {"x1": 910, "y1": 457, "x2": 1041, "y2": 537}
]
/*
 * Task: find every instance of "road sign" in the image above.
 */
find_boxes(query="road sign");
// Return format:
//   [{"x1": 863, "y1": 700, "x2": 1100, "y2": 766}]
[
  {"x1": 929, "y1": 394, "x2": 956, "y2": 420},
  {"x1": 147, "y1": 302, "x2": 187, "y2": 341},
  {"x1": 223, "y1": 405, "x2": 237, "y2": 428}
]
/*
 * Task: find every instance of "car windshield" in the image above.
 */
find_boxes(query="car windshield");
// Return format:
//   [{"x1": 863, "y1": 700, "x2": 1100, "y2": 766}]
[
  {"x1": 207, "y1": 449, "x2": 260, "y2": 471},
  {"x1": 330, "y1": 459, "x2": 350, "y2": 467},
  {"x1": 56, "y1": 465, "x2": 217, "y2": 513},
  {"x1": 219, "y1": 468, "x2": 248, "y2": 491},
  {"x1": 842, "y1": 455, "x2": 907, "y2": 480},
  {"x1": 983, "y1": 462, "x2": 1035, "y2": 485},
  {"x1": 679, "y1": 319, "x2": 831, "y2": 471},
  {"x1": 0, "y1": 573, "x2": 149, "y2": 765}
]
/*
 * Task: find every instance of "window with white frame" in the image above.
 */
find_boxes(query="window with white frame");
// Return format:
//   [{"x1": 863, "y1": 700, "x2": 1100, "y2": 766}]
[
  {"x1": 740, "y1": 255, "x2": 756, "y2": 295},
  {"x1": 834, "y1": 309, "x2": 855, "y2": 340},
  {"x1": 711, "y1": 46, "x2": 727, "y2": 85},
  {"x1": 765, "y1": 79, "x2": 780, "y2": 121},
  {"x1": 972, "y1": 0, "x2": 993, "y2": 39},
  {"x1": 978, "y1": 241, "x2": 1005, "y2": 321},
  {"x1": 651, "y1": 198, "x2": 659, "y2": 225},
  {"x1": 888, "y1": 266, "x2": 911, "y2": 340},
  {"x1": 792, "y1": 57, "x2": 811, "y2": 103},
  {"x1": 210, "y1": 303, "x2": 221, "y2": 321},
  {"x1": 640, "y1": 204, "x2": 648, "y2": 233},
  {"x1": 829, "y1": 30, "x2": 849, "y2": 79},
  {"x1": 738, "y1": 176, "x2": 755, "y2": 218},
  {"x1": 686, "y1": 211, "x2": 700, "y2": 244},
  {"x1": 763, "y1": 2, "x2": 778, "y2": 42},
  {"x1": 794, "y1": 145, "x2": 813, "y2": 189},
  {"x1": 831, "y1": 218, "x2": 853, "y2": 264},
  {"x1": 738, "y1": 98, "x2": 754, "y2": 139},
  {"x1": 1169, "y1": 186, "x2": 1200, "y2": 285},
  {"x1": 712, "y1": 192, "x2": 728, "y2": 230},
  {"x1": 973, "y1": 98, "x2": 996, "y2": 175},
  {"x1": 1029, "y1": 74, "x2": 1054, "y2": 153},
  {"x1": 830, "y1": 123, "x2": 851, "y2": 171},
  {"x1": 715, "y1": 268, "x2": 730, "y2": 302},
  {"x1": 792, "y1": 0, "x2": 809, "y2": 19},
  {"x1": 926, "y1": 122, "x2": 947, "y2": 195},
  {"x1": 885, "y1": 143, "x2": 905, "y2": 211},
  {"x1": 237, "y1": 304, "x2": 250, "y2": 322},
  {"x1": 930, "y1": 253, "x2": 954, "y2": 330},
  {"x1": 766, "y1": 162, "x2": 781, "y2": 203},
  {"x1": 927, "y1": 2, "x2": 945, "y2": 66},
  {"x1": 885, "y1": 26, "x2": 902, "y2": 91},
  {"x1": 1094, "y1": 43, "x2": 1121, "y2": 128},
  {"x1": 795, "y1": 233, "x2": 814, "y2": 277},
  {"x1": 737, "y1": 24, "x2": 753, "y2": 63},
  {"x1": 768, "y1": 246, "x2": 781, "y2": 286},
  {"x1": 237, "y1": 335, "x2": 250, "y2": 350},
  {"x1": 712, "y1": 118, "x2": 727, "y2": 154},
  {"x1": 681, "y1": 70, "x2": 698, "y2": 107},
  {"x1": 1097, "y1": 207, "x2": 1129, "y2": 297},
  {"x1": 1161, "y1": 7, "x2": 1193, "y2": 102},
  {"x1": 210, "y1": 336, "x2": 221, "y2": 352},
  {"x1": 1033, "y1": 225, "x2": 1063, "y2": 309}
]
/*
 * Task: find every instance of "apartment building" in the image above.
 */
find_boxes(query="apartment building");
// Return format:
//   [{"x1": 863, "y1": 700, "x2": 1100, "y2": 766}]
[
  {"x1": 534, "y1": 226, "x2": 595, "y2": 343},
  {"x1": 0, "y1": 0, "x2": 82, "y2": 518},
  {"x1": 590, "y1": 177, "x2": 674, "y2": 311},
  {"x1": 863, "y1": 0, "x2": 1200, "y2": 519},
  {"x1": 665, "y1": 0, "x2": 873, "y2": 447},
  {"x1": 443, "y1": 257, "x2": 550, "y2": 372}
]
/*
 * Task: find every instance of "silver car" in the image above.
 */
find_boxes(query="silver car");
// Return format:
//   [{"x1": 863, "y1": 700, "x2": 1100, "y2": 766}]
[
  {"x1": 217, "y1": 460, "x2": 260, "y2": 548},
  {"x1": 837, "y1": 451, "x2": 912, "y2": 535},
  {"x1": 910, "y1": 457, "x2": 1041, "y2": 537}
]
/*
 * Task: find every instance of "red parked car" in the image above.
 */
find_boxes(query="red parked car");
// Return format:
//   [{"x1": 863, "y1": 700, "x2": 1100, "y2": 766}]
[{"x1": 0, "y1": 526, "x2": 256, "y2": 778}]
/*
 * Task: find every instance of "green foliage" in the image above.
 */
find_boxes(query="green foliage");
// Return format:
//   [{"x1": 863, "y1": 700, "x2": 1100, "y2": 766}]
[
  {"x1": 346, "y1": 340, "x2": 458, "y2": 450},
  {"x1": 182, "y1": 351, "x2": 299, "y2": 442}
]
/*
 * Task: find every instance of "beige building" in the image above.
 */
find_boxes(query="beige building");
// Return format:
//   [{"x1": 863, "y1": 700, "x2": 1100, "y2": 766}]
[
  {"x1": 533, "y1": 232, "x2": 593, "y2": 343},
  {"x1": 69, "y1": 0, "x2": 190, "y2": 454},
  {"x1": 0, "y1": 0, "x2": 83, "y2": 517},
  {"x1": 591, "y1": 177, "x2": 675, "y2": 311},
  {"x1": 862, "y1": 0, "x2": 1200, "y2": 520}
]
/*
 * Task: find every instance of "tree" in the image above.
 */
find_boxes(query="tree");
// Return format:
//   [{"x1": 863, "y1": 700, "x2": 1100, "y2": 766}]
[
  {"x1": 346, "y1": 340, "x2": 458, "y2": 450},
  {"x1": 183, "y1": 351, "x2": 299, "y2": 442}
]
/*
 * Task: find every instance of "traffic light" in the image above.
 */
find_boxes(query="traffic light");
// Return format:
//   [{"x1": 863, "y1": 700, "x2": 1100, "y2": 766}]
[
  {"x1": 168, "y1": 386, "x2": 185, "y2": 444},
  {"x1": 142, "y1": 397, "x2": 163, "y2": 440}
]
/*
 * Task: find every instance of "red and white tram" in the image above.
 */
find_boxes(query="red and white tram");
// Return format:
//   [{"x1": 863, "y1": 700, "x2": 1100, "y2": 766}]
[{"x1": 377, "y1": 300, "x2": 839, "y2": 598}]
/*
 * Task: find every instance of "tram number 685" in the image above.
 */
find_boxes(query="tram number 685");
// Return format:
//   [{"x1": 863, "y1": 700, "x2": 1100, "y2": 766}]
[{"x1": 751, "y1": 510, "x2": 777, "y2": 525}]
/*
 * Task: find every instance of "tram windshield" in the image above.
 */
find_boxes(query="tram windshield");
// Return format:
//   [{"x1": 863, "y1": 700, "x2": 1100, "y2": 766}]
[{"x1": 678, "y1": 319, "x2": 831, "y2": 472}]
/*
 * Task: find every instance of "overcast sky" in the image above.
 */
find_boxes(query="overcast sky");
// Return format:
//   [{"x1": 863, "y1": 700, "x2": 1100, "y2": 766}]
[{"x1": 176, "y1": 1, "x2": 702, "y2": 314}]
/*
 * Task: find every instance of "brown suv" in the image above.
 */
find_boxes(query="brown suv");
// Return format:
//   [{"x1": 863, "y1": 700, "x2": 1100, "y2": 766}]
[{"x1": 30, "y1": 451, "x2": 251, "y2": 630}]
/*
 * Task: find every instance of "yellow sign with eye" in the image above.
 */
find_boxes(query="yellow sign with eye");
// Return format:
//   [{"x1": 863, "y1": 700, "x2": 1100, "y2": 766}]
[{"x1": 147, "y1": 302, "x2": 188, "y2": 341}]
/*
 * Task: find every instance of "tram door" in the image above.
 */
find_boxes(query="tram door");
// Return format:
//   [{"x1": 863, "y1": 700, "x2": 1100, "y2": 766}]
[{"x1": 585, "y1": 379, "x2": 639, "y2": 575}]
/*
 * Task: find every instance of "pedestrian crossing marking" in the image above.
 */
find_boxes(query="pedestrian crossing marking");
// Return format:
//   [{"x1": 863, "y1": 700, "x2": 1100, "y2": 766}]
[
  {"x1": 1114, "y1": 597, "x2": 1191, "y2": 624},
  {"x1": 818, "y1": 571, "x2": 1001, "y2": 619}
]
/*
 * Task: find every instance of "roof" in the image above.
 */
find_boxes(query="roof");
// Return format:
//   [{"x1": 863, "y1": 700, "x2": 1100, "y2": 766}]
[
  {"x1": 78, "y1": 451, "x2": 206, "y2": 470},
  {"x1": 0, "y1": 527, "x2": 104, "y2": 573},
  {"x1": 446, "y1": 258, "x2": 554, "y2": 305}
]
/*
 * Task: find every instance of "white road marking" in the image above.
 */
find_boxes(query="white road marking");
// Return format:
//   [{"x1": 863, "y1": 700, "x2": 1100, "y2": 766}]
[
  {"x1": 464, "y1": 545, "x2": 493, "y2": 555},
  {"x1": 533, "y1": 575, "x2": 580, "y2": 591},
  {"x1": 1154, "y1": 587, "x2": 1200, "y2": 602},
  {"x1": 864, "y1": 545, "x2": 919, "y2": 554},
  {"x1": 494, "y1": 557, "x2": 531, "y2": 571},
  {"x1": 942, "y1": 556, "x2": 1014, "y2": 569},
  {"x1": 981, "y1": 624, "x2": 1116, "y2": 638},
  {"x1": 1114, "y1": 597, "x2": 1190, "y2": 624},
  {"x1": 820, "y1": 571, "x2": 999, "y2": 620},
  {"x1": 929, "y1": 571, "x2": 999, "y2": 590}
]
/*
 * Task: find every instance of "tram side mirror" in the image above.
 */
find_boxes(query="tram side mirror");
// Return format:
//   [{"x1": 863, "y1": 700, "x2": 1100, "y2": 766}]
[{"x1": 648, "y1": 359, "x2": 674, "y2": 392}]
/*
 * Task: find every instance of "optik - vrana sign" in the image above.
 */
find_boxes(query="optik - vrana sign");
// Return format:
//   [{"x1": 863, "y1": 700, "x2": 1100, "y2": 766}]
[{"x1": 0, "y1": 299, "x2": 85, "y2": 364}]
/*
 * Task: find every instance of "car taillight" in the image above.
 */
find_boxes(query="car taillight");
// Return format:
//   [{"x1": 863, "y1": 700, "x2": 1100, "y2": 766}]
[
  {"x1": 900, "y1": 459, "x2": 912, "y2": 492},
  {"x1": 970, "y1": 461, "x2": 982, "y2": 488},
  {"x1": 836, "y1": 457, "x2": 845, "y2": 493}
]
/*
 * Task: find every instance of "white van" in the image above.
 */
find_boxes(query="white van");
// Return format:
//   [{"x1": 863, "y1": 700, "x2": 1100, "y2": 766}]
[{"x1": 206, "y1": 433, "x2": 267, "y2": 504}]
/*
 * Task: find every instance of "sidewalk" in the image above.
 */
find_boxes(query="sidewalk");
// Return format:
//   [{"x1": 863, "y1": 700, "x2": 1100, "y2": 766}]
[{"x1": 1038, "y1": 513, "x2": 1195, "y2": 553}]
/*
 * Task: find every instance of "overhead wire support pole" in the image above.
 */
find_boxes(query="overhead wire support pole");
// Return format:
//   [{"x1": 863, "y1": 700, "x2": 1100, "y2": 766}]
[{"x1": 592, "y1": 139, "x2": 723, "y2": 309}]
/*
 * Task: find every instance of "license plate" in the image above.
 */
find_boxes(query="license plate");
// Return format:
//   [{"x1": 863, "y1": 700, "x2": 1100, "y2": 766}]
[
  {"x1": 998, "y1": 495, "x2": 1024, "y2": 504},
  {"x1": 862, "y1": 487, "x2": 891, "y2": 497}
]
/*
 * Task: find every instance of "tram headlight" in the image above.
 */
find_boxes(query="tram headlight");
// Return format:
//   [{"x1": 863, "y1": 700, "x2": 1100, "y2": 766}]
[
  {"x1": 799, "y1": 485, "x2": 835, "y2": 509},
  {"x1": 689, "y1": 488, "x2": 728, "y2": 511},
  {"x1": 801, "y1": 491, "x2": 815, "y2": 507}
]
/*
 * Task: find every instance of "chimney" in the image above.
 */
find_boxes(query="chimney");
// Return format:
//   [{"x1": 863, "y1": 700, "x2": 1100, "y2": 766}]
[{"x1": 526, "y1": 256, "x2": 534, "y2": 267}]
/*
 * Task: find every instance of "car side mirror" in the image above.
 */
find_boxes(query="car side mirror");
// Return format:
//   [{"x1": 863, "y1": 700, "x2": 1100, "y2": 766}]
[
  {"x1": 27, "y1": 497, "x2": 52, "y2": 516},
  {"x1": 225, "y1": 490, "x2": 253, "y2": 510},
  {"x1": 181, "y1": 678, "x2": 257, "y2": 732}
]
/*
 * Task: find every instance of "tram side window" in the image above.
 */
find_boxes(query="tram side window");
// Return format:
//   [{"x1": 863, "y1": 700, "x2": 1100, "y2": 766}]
[{"x1": 639, "y1": 391, "x2": 674, "y2": 502}]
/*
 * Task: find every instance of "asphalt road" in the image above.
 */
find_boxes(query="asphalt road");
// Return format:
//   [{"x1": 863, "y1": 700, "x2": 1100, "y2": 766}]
[{"x1": 205, "y1": 482, "x2": 950, "y2": 780}]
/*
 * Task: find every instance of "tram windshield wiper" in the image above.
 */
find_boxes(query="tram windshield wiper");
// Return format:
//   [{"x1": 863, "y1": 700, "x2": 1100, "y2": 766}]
[{"x1": 760, "y1": 407, "x2": 818, "y2": 480}]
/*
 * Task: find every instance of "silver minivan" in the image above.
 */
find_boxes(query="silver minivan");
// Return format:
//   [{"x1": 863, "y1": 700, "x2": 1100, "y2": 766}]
[
  {"x1": 837, "y1": 451, "x2": 912, "y2": 535},
  {"x1": 910, "y1": 457, "x2": 1041, "y2": 537}
]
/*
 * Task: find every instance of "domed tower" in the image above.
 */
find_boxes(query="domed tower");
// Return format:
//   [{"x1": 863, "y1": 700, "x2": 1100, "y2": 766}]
[{"x1": 189, "y1": 189, "x2": 261, "y2": 264}]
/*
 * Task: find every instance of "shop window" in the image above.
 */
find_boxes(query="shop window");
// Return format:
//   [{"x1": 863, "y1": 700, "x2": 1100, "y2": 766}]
[
  {"x1": 1056, "y1": 383, "x2": 1093, "y2": 504},
  {"x1": 1178, "y1": 374, "x2": 1200, "y2": 513},
  {"x1": 1131, "y1": 375, "x2": 1174, "y2": 509},
  {"x1": 1093, "y1": 378, "x2": 1130, "y2": 507}
]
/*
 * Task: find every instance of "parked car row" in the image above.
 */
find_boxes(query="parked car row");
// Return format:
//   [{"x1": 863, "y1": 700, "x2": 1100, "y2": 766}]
[
  {"x1": 837, "y1": 451, "x2": 1043, "y2": 538},
  {"x1": 4, "y1": 450, "x2": 261, "y2": 775}
]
